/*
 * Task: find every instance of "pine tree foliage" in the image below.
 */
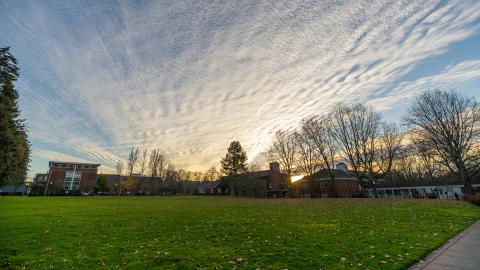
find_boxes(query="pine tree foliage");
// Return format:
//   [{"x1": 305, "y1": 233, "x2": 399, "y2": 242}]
[
  {"x1": 95, "y1": 174, "x2": 110, "y2": 193},
  {"x1": 0, "y1": 47, "x2": 30, "y2": 187},
  {"x1": 221, "y1": 141, "x2": 248, "y2": 176}
]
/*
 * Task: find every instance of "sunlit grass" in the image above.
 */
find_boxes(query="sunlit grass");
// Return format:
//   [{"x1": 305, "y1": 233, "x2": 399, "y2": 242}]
[{"x1": 1, "y1": 197, "x2": 479, "y2": 269}]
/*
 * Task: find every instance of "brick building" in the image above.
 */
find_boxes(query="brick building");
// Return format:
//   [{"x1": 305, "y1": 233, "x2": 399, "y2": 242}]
[
  {"x1": 292, "y1": 164, "x2": 359, "y2": 198},
  {"x1": 44, "y1": 161, "x2": 100, "y2": 195},
  {"x1": 194, "y1": 180, "x2": 229, "y2": 195},
  {"x1": 220, "y1": 162, "x2": 288, "y2": 197}
]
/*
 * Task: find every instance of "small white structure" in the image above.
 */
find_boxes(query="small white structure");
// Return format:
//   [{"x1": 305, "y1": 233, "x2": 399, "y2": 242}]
[{"x1": 365, "y1": 183, "x2": 480, "y2": 199}]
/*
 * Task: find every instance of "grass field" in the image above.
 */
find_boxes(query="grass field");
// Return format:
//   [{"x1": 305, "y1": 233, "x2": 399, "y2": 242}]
[{"x1": 1, "y1": 197, "x2": 479, "y2": 269}]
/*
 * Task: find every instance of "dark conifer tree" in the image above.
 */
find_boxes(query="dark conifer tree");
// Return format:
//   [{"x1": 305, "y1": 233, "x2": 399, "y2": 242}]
[
  {"x1": 221, "y1": 141, "x2": 248, "y2": 176},
  {"x1": 95, "y1": 175, "x2": 110, "y2": 193},
  {"x1": 0, "y1": 47, "x2": 30, "y2": 187}
]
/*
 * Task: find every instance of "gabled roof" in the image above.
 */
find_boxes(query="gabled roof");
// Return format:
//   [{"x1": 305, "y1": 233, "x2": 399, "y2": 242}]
[{"x1": 300, "y1": 169, "x2": 356, "y2": 182}]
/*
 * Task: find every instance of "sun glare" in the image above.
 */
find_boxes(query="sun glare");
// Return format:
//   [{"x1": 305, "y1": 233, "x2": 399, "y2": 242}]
[{"x1": 291, "y1": 175, "x2": 304, "y2": 182}]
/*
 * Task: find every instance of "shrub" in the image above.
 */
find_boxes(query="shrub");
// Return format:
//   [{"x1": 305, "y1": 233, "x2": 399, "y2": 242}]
[
  {"x1": 463, "y1": 194, "x2": 480, "y2": 206},
  {"x1": 426, "y1": 193, "x2": 438, "y2": 199}
]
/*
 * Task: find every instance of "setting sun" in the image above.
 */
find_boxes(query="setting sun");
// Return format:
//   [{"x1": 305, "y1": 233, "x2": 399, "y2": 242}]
[{"x1": 291, "y1": 175, "x2": 304, "y2": 182}]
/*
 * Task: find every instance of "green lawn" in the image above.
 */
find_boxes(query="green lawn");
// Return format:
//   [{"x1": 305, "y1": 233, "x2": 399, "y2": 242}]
[{"x1": 1, "y1": 197, "x2": 479, "y2": 269}]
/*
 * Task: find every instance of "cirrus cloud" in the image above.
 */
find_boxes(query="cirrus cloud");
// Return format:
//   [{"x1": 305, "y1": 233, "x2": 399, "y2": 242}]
[{"x1": 0, "y1": 0, "x2": 479, "y2": 174}]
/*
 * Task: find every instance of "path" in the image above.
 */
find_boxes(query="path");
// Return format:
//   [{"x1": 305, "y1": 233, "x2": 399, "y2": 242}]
[{"x1": 409, "y1": 220, "x2": 480, "y2": 270}]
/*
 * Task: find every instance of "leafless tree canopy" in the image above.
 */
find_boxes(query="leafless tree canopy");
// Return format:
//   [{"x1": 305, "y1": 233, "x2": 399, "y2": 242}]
[
  {"x1": 328, "y1": 103, "x2": 403, "y2": 194},
  {"x1": 300, "y1": 117, "x2": 338, "y2": 178},
  {"x1": 203, "y1": 166, "x2": 220, "y2": 181},
  {"x1": 330, "y1": 103, "x2": 380, "y2": 183},
  {"x1": 127, "y1": 147, "x2": 140, "y2": 176},
  {"x1": 139, "y1": 149, "x2": 148, "y2": 176},
  {"x1": 391, "y1": 139, "x2": 447, "y2": 182},
  {"x1": 267, "y1": 130, "x2": 296, "y2": 176},
  {"x1": 148, "y1": 149, "x2": 168, "y2": 181},
  {"x1": 292, "y1": 129, "x2": 318, "y2": 176},
  {"x1": 404, "y1": 90, "x2": 480, "y2": 194},
  {"x1": 115, "y1": 160, "x2": 124, "y2": 176},
  {"x1": 191, "y1": 171, "x2": 203, "y2": 181},
  {"x1": 364, "y1": 122, "x2": 403, "y2": 182}
]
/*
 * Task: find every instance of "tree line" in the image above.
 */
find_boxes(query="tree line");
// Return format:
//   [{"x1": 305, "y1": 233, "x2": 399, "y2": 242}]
[
  {"x1": 266, "y1": 90, "x2": 479, "y2": 195},
  {"x1": 104, "y1": 148, "x2": 222, "y2": 195},
  {"x1": 114, "y1": 147, "x2": 221, "y2": 181},
  {"x1": 0, "y1": 47, "x2": 30, "y2": 189}
]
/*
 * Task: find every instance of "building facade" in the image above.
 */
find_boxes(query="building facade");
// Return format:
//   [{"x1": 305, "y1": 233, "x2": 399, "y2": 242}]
[
  {"x1": 220, "y1": 162, "x2": 288, "y2": 197},
  {"x1": 44, "y1": 161, "x2": 100, "y2": 195},
  {"x1": 194, "y1": 180, "x2": 229, "y2": 195},
  {"x1": 292, "y1": 164, "x2": 360, "y2": 198}
]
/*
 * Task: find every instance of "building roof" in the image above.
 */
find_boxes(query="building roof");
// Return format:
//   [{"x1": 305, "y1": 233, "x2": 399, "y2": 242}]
[
  {"x1": 372, "y1": 178, "x2": 480, "y2": 189},
  {"x1": 220, "y1": 169, "x2": 286, "y2": 181},
  {"x1": 49, "y1": 161, "x2": 101, "y2": 168},
  {"x1": 299, "y1": 169, "x2": 357, "y2": 182},
  {"x1": 101, "y1": 174, "x2": 152, "y2": 182}
]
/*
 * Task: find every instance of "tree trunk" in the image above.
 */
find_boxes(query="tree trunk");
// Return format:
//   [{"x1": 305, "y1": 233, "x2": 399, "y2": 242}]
[{"x1": 460, "y1": 165, "x2": 474, "y2": 195}]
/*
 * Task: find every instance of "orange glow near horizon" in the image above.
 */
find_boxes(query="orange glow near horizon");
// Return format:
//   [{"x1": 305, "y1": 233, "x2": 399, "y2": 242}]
[{"x1": 291, "y1": 175, "x2": 304, "y2": 182}]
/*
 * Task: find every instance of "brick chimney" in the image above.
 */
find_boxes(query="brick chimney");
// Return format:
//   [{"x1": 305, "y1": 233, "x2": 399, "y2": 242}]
[
  {"x1": 269, "y1": 162, "x2": 281, "y2": 191},
  {"x1": 269, "y1": 162, "x2": 280, "y2": 172}
]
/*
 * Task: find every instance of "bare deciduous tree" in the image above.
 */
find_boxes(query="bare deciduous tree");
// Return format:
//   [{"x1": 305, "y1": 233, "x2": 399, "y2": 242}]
[
  {"x1": 391, "y1": 145, "x2": 420, "y2": 182},
  {"x1": 176, "y1": 169, "x2": 188, "y2": 181},
  {"x1": 157, "y1": 153, "x2": 168, "y2": 180},
  {"x1": 139, "y1": 149, "x2": 148, "y2": 176},
  {"x1": 114, "y1": 160, "x2": 124, "y2": 195},
  {"x1": 363, "y1": 122, "x2": 403, "y2": 194},
  {"x1": 165, "y1": 164, "x2": 177, "y2": 181},
  {"x1": 330, "y1": 103, "x2": 380, "y2": 190},
  {"x1": 301, "y1": 117, "x2": 337, "y2": 178},
  {"x1": 115, "y1": 160, "x2": 124, "y2": 176},
  {"x1": 330, "y1": 104, "x2": 402, "y2": 195},
  {"x1": 191, "y1": 171, "x2": 204, "y2": 181},
  {"x1": 404, "y1": 90, "x2": 480, "y2": 194},
  {"x1": 267, "y1": 130, "x2": 297, "y2": 177},
  {"x1": 127, "y1": 147, "x2": 140, "y2": 176},
  {"x1": 203, "y1": 166, "x2": 220, "y2": 180},
  {"x1": 411, "y1": 137, "x2": 445, "y2": 181},
  {"x1": 148, "y1": 149, "x2": 167, "y2": 179},
  {"x1": 292, "y1": 129, "x2": 318, "y2": 176},
  {"x1": 391, "y1": 139, "x2": 447, "y2": 183}
]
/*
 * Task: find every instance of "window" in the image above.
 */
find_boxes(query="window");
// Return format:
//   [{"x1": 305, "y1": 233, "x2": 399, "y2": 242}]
[{"x1": 64, "y1": 171, "x2": 81, "y2": 191}]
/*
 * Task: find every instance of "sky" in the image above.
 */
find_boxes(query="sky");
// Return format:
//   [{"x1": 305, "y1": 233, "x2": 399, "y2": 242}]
[{"x1": 0, "y1": 0, "x2": 479, "y2": 177}]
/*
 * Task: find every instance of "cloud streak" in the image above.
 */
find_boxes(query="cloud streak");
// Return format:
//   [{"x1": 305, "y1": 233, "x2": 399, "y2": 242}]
[{"x1": 0, "y1": 0, "x2": 479, "y2": 173}]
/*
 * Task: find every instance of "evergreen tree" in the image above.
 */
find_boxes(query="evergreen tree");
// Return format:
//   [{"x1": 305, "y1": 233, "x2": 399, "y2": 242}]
[
  {"x1": 221, "y1": 141, "x2": 248, "y2": 176},
  {"x1": 95, "y1": 175, "x2": 110, "y2": 193},
  {"x1": 0, "y1": 47, "x2": 30, "y2": 187}
]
